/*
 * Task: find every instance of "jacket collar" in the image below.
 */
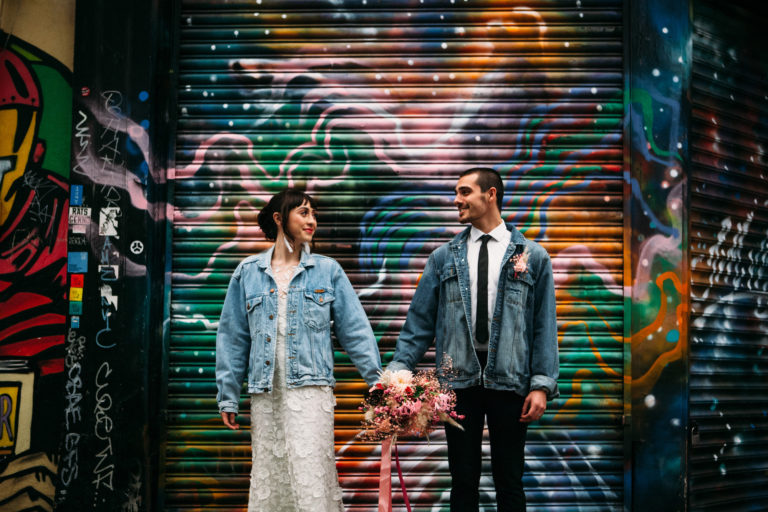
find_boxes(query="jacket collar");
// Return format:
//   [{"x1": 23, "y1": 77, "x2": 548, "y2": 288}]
[
  {"x1": 254, "y1": 244, "x2": 316, "y2": 269},
  {"x1": 449, "y1": 222, "x2": 526, "y2": 250}
]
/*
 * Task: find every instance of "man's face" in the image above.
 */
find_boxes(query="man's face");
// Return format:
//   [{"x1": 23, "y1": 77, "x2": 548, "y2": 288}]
[{"x1": 454, "y1": 173, "x2": 494, "y2": 225}]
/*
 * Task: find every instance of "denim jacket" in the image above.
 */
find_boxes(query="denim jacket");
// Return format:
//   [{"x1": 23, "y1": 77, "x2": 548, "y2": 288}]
[
  {"x1": 216, "y1": 247, "x2": 382, "y2": 413},
  {"x1": 388, "y1": 224, "x2": 559, "y2": 399}
]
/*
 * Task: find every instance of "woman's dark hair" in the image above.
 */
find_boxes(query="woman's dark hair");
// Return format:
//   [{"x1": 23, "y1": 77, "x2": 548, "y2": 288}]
[{"x1": 257, "y1": 189, "x2": 317, "y2": 242}]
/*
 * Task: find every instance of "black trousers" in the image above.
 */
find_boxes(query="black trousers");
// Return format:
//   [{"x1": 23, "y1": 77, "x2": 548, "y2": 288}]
[{"x1": 445, "y1": 376, "x2": 528, "y2": 511}]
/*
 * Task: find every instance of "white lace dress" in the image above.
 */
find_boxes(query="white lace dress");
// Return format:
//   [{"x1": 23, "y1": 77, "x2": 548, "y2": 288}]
[{"x1": 248, "y1": 266, "x2": 344, "y2": 512}]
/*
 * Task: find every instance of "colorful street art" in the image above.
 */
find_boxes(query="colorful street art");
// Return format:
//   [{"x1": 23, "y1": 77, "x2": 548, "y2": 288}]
[
  {"x1": 0, "y1": 34, "x2": 71, "y2": 511},
  {"x1": 687, "y1": 1, "x2": 768, "y2": 509},
  {"x1": 168, "y1": 1, "x2": 628, "y2": 509}
]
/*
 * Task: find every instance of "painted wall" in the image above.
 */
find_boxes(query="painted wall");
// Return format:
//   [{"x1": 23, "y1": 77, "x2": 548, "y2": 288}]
[
  {"x1": 627, "y1": 0, "x2": 690, "y2": 509},
  {"x1": 0, "y1": 0, "x2": 75, "y2": 509},
  {"x1": 0, "y1": 0, "x2": 764, "y2": 510},
  {"x1": 53, "y1": 0, "x2": 173, "y2": 510}
]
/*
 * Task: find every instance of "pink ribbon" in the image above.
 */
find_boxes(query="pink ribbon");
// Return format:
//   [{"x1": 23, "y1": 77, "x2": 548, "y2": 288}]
[{"x1": 378, "y1": 436, "x2": 412, "y2": 512}]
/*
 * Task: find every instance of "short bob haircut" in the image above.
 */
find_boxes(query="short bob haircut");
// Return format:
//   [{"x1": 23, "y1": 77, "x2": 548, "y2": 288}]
[
  {"x1": 459, "y1": 167, "x2": 504, "y2": 212},
  {"x1": 256, "y1": 189, "x2": 317, "y2": 242}
]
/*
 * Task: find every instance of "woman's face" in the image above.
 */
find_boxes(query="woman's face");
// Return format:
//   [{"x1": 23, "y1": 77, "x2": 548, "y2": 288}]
[{"x1": 282, "y1": 199, "x2": 317, "y2": 245}]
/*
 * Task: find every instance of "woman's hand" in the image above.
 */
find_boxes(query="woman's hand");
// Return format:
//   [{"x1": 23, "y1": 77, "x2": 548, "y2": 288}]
[{"x1": 221, "y1": 411, "x2": 240, "y2": 430}]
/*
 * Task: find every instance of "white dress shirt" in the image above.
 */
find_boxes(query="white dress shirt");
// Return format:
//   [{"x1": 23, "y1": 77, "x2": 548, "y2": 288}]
[{"x1": 467, "y1": 221, "x2": 511, "y2": 350}]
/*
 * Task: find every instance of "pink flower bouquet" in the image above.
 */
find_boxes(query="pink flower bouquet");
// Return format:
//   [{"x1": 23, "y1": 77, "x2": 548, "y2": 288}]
[{"x1": 359, "y1": 368, "x2": 464, "y2": 441}]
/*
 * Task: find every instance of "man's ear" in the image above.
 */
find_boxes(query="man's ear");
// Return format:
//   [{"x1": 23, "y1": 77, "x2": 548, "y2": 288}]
[{"x1": 487, "y1": 186, "x2": 497, "y2": 205}]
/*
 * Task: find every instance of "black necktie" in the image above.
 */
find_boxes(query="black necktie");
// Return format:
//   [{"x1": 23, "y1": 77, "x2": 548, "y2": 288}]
[{"x1": 476, "y1": 234, "x2": 491, "y2": 345}]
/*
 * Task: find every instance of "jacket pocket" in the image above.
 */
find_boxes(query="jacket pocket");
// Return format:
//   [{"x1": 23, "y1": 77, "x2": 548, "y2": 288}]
[
  {"x1": 440, "y1": 263, "x2": 462, "y2": 303},
  {"x1": 303, "y1": 289, "x2": 335, "y2": 330},
  {"x1": 245, "y1": 294, "x2": 264, "y2": 334},
  {"x1": 505, "y1": 269, "x2": 534, "y2": 307}
]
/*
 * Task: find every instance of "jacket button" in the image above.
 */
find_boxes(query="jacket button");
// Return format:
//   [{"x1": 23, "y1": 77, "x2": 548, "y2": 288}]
[
  {"x1": 319, "y1": 297, "x2": 323, "y2": 303},
  {"x1": 269, "y1": 314, "x2": 274, "y2": 319},
  {"x1": 270, "y1": 288, "x2": 275, "y2": 293},
  {"x1": 266, "y1": 336, "x2": 271, "y2": 342},
  {"x1": 265, "y1": 360, "x2": 270, "y2": 366}
]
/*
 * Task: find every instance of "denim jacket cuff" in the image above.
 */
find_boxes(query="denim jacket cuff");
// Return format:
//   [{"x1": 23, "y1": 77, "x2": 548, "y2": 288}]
[
  {"x1": 385, "y1": 360, "x2": 411, "y2": 373},
  {"x1": 218, "y1": 400, "x2": 239, "y2": 414},
  {"x1": 530, "y1": 375, "x2": 559, "y2": 400}
]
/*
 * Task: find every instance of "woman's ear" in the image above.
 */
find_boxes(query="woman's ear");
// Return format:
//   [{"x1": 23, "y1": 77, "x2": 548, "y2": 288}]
[{"x1": 272, "y1": 210, "x2": 282, "y2": 228}]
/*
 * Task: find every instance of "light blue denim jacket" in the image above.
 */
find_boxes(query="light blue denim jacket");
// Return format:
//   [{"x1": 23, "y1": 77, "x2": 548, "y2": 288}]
[
  {"x1": 216, "y1": 247, "x2": 382, "y2": 413},
  {"x1": 388, "y1": 224, "x2": 559, "y2": 399}
]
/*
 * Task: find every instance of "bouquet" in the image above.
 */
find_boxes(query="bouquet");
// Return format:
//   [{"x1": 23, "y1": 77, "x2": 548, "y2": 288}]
[
  {"x1": 360, "y1": 368, "x2": 464, "y2": 440},
  {"x1": 359, "y1": 368, "x2": 464, "y2": 512}
]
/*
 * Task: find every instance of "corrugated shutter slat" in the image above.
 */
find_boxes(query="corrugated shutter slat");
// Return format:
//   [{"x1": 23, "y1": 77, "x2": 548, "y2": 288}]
[
  {"x1": 689, "y1": 1, "x2": 768, "y2": 509},
  {"x1": 167, "y1": 1, "x2": 625, "y2": 510}
]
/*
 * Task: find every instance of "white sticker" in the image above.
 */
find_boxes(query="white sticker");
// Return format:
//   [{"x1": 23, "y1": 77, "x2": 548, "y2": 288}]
[
  {"x1": 130, "y1": 240, "x2": 144, "y2": 255},
  {"x1": 99, "y1": 207, "x2": 120, "y2": 237},
  {"x1": 69, "y1": 206, "x2": 92, "y2": 225}
]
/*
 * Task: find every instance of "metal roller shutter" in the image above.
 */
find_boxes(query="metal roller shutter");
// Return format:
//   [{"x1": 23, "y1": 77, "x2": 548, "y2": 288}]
[
  {"x1": 689, "y1": 1, "x2": 768, "y2": 509},
  {"x1": 165, "y1": 1, "x2": 625, "y2": 510}
]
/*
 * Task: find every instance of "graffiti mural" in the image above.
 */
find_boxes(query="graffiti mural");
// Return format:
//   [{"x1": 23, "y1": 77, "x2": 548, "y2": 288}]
[
  {"x1": 626, "y1": 0, "x2": 690, "y2": 509},
  {"x1": 168, "y1": 1, "x2": 627, "y2": 510},
  {"x1": 53, "y1": 0, "x2": 165, "y2": 504},
  {"x1": 0, "y1": 33, "x2": 71, "y2": 511},
  {"x1": 687, "y1": 0, "x2": 768, "y2": 509}
]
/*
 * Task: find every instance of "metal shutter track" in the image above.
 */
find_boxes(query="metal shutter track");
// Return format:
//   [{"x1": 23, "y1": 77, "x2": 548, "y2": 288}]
[{"x1": 167, "y1": 1, "x2": 625, "y2": 510}]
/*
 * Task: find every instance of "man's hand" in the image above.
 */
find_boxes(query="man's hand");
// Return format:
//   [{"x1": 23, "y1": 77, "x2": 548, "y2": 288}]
[
  {"x1": 520, "y1": 389, "x2": 547, "y2": 423},
  {"x1": 221, "y1": 412, "x2": 240, "y2": 430}
]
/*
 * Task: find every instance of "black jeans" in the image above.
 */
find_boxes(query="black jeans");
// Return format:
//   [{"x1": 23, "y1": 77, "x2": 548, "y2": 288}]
[{"x1": 445, "y1": 382, "x2": 528, "y2": 511}]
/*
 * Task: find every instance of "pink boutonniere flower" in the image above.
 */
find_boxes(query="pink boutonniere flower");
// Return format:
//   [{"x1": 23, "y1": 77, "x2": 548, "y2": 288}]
[{"x1": 512, "y1": 248, "x2": 530, "y2": 277}]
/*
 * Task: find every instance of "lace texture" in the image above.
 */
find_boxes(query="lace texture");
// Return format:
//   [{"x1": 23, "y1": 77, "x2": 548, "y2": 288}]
[{"x1": 248, "y1": 266, "x2": 343, "y2": 512}]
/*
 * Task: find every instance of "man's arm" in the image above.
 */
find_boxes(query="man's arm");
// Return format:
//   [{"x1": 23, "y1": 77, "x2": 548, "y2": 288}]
[
  {"x1": 388, "y1": 253, "x2": 440, "y2": 372},
  {"x1": 529, "y1": 250, "x2": 559, "y2": 399}
]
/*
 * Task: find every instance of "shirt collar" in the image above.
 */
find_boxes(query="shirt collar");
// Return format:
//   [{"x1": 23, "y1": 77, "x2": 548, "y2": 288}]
[{"x1": 470, "y1": 221, "x2": 508, "y2": 243}]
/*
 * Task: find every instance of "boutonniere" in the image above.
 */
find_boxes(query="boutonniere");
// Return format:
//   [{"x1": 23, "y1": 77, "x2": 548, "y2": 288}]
[{"x1": 511, "y1": 247, "x2": 530, "y2": 278}]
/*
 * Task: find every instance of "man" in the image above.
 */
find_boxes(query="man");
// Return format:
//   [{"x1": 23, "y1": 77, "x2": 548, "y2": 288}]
[{"x1": 387, "y1": 168, "x2": 558, "y2": 511}]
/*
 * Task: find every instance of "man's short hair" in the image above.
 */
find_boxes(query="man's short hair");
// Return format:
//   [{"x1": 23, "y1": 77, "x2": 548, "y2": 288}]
[{"x1": 460, "y1": 167, "x2": 504, "y2": 212}]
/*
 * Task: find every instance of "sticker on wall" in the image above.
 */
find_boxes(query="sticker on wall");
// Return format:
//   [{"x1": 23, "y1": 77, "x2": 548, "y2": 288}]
[
  {"x1": 98, "y1": 264, "x2": 119, "y2": 281},
  {"x1": 69, "y1": 301, "x2": 83, "y2": 315},
  {"x1": 70, "y1": 274, "x2": 84, "y2": 287},
  {"x1": 68, "y1": 233, "x2": 87, "y2": 245},
  {"x1": 98, "y1": 207, "x2": 120, "y2": 237},
  {"x1": 130, "y1": 240, "x2": 144, "y2": 255},
  {"x1": 70, "y1": 185, "x2": 83, "y2": 206},
  {"x1": 71, "y1": 316, "x2": 80, "y2": 329},
  {"x1": 69, "y1": 287, "x2": 83, "y2": 302},
  {"x1": 69, "y1": 206, "x2": 91, "y2": 225},
  {"x1": 100, "y1": 284, "x2": 118, "y2": 311},
  {"x1": 67, "y1": 252, "x2": 88, "y2": 273}
]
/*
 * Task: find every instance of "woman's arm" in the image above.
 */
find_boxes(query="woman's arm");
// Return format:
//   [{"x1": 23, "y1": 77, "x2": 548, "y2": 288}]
[
  {"x1": 330, "y1": 262, "x2": 382, "y2": 386},
  {"x1": 215, "y1": 268, "x2": 251, "y2": 418}
]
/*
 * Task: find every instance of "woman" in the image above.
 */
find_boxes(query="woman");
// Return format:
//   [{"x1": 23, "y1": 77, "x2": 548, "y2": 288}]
[{"x1": 216, "y1": 189, "x2": 382, "y2": 511}]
